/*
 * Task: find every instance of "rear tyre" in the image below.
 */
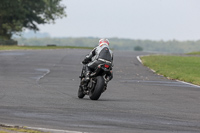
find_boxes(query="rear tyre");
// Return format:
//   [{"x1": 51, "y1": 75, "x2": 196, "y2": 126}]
[{"x1": 89, "y1": 76, "x2": 105, "y2": 100}]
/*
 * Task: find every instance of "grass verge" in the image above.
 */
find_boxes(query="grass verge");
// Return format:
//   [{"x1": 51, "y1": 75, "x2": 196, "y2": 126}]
[
  {"x1": 187, "y1": 51, "x2": 200, "y2": 55},
  {"x1": 0, "y1": 46, "x2": 92, "y2": 50},
  {"x1": 0, "y1": 131, "x2": 8, "y2": 133},
  {"x1": 141, "y1": 55, "x2": 200, "y2": 85},
  {"x1": 0, "y1": 124, "x2": 46, "y2": 133}
]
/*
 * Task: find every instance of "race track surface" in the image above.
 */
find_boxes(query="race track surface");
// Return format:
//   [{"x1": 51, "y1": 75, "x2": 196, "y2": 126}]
[{"x1": 0, "y1": 49, "x2": 200, "y2": 133}]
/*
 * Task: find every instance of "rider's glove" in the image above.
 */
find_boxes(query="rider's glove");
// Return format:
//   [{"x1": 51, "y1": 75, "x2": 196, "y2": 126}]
[
  {"x1": 82, "y1": 60, "x2": 88, "y2": 64},
  {"x1": 82, "y1": 58, "x2": 91, "y2": 64}
]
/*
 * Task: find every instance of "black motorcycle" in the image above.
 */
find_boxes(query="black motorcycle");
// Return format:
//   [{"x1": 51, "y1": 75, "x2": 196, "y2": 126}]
[{"x1": 78, "y1": 63, "x2": 112, "y2": 100}]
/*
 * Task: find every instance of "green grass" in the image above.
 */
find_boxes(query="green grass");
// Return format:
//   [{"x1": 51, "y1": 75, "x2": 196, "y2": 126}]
[
  {"x1": 141, "y1": 55, "x2": 200, "y2": 85},
  {"x1": 0, "y1": 45, "x2": 92, "y2": 50},
  {"x1": 187, "y1": 51, "x2": 200, "y2": 55},
  {"x1": 0, "y1": 128, "x2": 45, "y2": 133},
  {"x1": 0, "y1": 131, "x2": 8, "y2": 133},
  {"x1": 0, "y1": 126, "x2": 47, "y2": 133},
  {"x1": 2, "y1": 128, "x2": 45, "y2": 133}
]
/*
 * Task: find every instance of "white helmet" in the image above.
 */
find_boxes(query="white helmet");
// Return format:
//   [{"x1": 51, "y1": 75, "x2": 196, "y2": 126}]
[{"x1": 99, "y1": 38, "x2": 109, "y2": 46}]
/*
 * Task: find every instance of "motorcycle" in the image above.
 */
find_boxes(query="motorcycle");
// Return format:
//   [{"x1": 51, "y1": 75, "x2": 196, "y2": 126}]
[{"x1": 78, "y1": 62, "x2": 112, "y2": 100}]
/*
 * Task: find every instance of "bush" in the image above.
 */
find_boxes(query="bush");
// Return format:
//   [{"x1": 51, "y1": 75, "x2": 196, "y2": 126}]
[
  {"x1": 134, "y1": 46, "x2": 143, "y2": 51},
  {"x1": 0, "y1": 39, "x2": 18, "y2": 45}
]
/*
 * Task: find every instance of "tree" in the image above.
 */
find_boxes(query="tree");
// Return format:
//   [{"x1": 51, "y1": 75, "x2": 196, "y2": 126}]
[
  {"x1": 134, "y1": 46, "x2": 143, "y2": 51},
  {"x1": 0, "y1": 0, "x2": 66, "y2": 40}
]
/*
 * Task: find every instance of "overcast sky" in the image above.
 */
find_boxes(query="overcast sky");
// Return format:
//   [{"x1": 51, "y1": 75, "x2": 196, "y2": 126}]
[{"x1": 38, "y1": 0, "x2": 200, "y2": 41}]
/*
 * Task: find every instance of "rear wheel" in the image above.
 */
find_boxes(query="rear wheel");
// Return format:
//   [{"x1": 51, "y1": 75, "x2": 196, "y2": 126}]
[{"x1": 89, "y1": 76, "x2": 105, "y2": 100}]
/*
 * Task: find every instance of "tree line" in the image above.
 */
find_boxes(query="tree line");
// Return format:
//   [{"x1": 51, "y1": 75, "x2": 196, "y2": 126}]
[{"x1": 15, "y1": 37, "x2": 200, "y2": 53}]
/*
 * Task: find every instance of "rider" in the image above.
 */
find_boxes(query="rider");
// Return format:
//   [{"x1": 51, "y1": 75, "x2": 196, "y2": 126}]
[{"x1": 82, "y1": 38, "x2": 113, "y2": 82}]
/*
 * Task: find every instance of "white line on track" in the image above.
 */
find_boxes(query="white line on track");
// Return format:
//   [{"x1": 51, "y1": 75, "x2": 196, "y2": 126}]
[
  {"x1": 27, "y1": 127, "x2": 87, "y2": 133},
  {"x1": 1, "y1": 124, "x2": 88, "y2": 133},
  {"x1": 136, "y1": 55, "x2": 142, "y2": 64},
  {"x1": 35, "y1": 68, "x2": 50, "y2": 82},
  {"x1": 176, "y1": 80, "x2": 200, "y2": 88}
]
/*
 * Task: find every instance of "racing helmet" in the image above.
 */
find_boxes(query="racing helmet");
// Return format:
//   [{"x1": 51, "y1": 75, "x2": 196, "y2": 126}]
[{"x1": 99, "y1": 38, "x2": 109, "y2": 46}]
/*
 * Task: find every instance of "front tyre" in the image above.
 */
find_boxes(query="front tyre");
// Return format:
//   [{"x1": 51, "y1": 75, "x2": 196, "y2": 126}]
[
  {"x1": 78, "y1": 85, "x2": 85, "y2": 99},
  {"x1": 89, "y1": 76, "x2": 105, "y2": 100},
  {"x1": 78, "y1": 65, "x2": 86, "y2": 99}
]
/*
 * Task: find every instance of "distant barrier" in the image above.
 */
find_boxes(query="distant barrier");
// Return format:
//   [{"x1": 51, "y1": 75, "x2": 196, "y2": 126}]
[{"x1": 0, "y1": 40, "x2": 18, "y2": 45}]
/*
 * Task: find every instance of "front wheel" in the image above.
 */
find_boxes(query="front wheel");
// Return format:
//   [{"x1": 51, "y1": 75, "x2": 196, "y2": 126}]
[
  {"x1": 89, "y1": 76, "x2": 105, "y2": 100},
  {"x1": 78, "y1": 85, "x2": 85, "y2": 99},
  {"x1": 78, "y1": 65, "x2": 86, "y2": 99}
]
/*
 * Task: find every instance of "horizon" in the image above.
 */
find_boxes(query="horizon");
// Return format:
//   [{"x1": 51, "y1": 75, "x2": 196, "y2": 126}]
[{"x1": 16, "y1": 30, "x2": 200, "y2": 42}]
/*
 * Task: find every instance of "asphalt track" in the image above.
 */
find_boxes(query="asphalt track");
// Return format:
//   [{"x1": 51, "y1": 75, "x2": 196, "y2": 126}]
[{"x1": 0, "y1": 49, "x2": 200, "y2": 133}]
